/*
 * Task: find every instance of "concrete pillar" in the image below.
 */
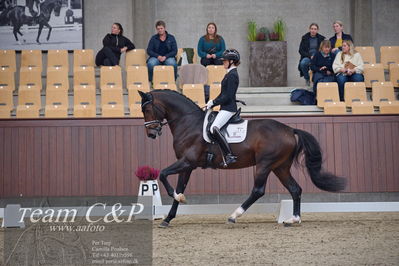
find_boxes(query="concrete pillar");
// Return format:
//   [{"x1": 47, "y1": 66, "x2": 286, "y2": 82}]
[
  {"x1": 350, "y1": 0, "x2": 373, "y2": 46},
  {"x1": 133, "y1": 0, "x2": 156, "y2": 49}
]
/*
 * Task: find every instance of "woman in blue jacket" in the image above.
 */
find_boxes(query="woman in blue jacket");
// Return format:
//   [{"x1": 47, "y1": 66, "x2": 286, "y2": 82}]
[
  {"x1": 310, "y1": 40, "x2": 336, "y2": 94},
  {"x1": 197, "y1": 23, "x2": 226, "y2": 66}
]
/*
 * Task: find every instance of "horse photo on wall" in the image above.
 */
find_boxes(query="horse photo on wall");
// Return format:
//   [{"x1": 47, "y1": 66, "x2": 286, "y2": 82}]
[{"x1": 0, "y1": 0, "x2": 83, "y2": 50}]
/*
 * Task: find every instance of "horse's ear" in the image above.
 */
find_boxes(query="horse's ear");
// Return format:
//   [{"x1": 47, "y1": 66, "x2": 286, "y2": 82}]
[{"x1": 138, "y1": 90, "x2": 147, "y2": 100}]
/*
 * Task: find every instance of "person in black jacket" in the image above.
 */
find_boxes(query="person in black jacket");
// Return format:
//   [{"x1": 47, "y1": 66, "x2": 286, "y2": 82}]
[
  {"x1": 310, "y1": 40, "x2": 336, "y2": 94},
  {"x1": 206, "y1": 49, "x2": 240, "y2": 167},
  {"x1": 298, "y1": 23, "x2": 325, "y2": 86},
  {"x1": 329, "y1": 20, "x2": 353, "y2": 55},
  {"x1": 95, "y1": 23, "x2": 135, "y2": 66}
]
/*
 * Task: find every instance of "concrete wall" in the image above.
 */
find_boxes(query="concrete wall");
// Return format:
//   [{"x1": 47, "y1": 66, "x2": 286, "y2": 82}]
[
  {"x1": 83, "y1": 0, "x2": 399, "y2": 86},
  {"x1": 371, "y1": 0, "x2": 399, "y2": 61},
  {"x1": 84, "y1": 0, "x2": 134, "y2": 53}
]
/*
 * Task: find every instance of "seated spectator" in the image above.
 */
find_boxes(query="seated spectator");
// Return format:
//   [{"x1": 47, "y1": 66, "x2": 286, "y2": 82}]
[
  {"x1": 298, "y1": 23, "x2": 325, "y2": 86},
  {"x1": 329, "y1": 21, "x2": 353, "y2": 55},
  {"x1": 311, "y1": 40, "x2": 336, "y2": 95},
  {"x1": 95, "y1": 23, "x2": 135, "y2": 66},
  {"x1": 333, "y1": 40, "x2": 364, "y2": 101},
  {"x1": 197, "y1": 22, "x2": 226, "y2": 67},
  {"x1": 147, "y1": 20, "x2": 178, "y2": 81}
]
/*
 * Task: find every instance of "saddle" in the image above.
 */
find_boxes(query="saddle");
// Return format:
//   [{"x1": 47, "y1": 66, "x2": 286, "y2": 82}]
[{"x1": 203, "y1": 108, "x2": 248, "y2": 144}]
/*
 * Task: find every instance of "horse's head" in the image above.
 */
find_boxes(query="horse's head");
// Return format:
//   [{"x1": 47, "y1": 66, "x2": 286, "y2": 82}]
[{"x1": 139, "y1": 91, "x2": 166, "y2": 139}]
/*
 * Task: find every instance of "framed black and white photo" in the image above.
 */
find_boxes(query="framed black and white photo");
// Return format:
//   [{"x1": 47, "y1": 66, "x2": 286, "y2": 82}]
[{"x1": 0, "y1": 0, "x2": 84, "y2": 50}]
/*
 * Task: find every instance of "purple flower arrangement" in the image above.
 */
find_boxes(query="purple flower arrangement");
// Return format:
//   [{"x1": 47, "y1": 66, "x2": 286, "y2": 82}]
[{"x1": 135, "y1": 166, "x2": 160, "y2": 181}]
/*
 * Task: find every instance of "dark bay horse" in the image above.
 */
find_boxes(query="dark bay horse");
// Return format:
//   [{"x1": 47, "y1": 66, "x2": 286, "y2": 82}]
[
  {"x1": 138, "y1": 90, "x2": 346, "y2": 227},
  {"x1": 3, "y1": 0, "x2": 61, "y2": 44}
]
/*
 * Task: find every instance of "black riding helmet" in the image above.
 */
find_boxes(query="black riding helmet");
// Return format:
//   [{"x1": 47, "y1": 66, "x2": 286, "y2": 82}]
[{"x1": 221, "y1": 49, "x2": 240, "y2": 64}]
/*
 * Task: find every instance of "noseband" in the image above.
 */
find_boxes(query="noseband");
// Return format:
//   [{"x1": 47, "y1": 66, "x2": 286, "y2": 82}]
[{"x1": 141, "y1": 94, "x2": 167, "y2": 136}]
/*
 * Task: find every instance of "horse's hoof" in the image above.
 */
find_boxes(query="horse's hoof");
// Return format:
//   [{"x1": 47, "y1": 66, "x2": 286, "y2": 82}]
[
  {"x1": 176, "y1": 193, "x2": 187, "y2": 204},
  {"x1": 158, "y1": 221, "x2": 169, "y2": 228},
  {"x1": 227, "y1": 217, "x2": 236, "y2": 224},
  {"x1": 283, "y1": 216, "x2": 301, "y2": 227}
]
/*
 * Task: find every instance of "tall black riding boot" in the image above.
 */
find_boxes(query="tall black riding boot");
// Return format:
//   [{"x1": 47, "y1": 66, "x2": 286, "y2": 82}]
[{"x1": 212, "y1": 127, "x2": 237, "y2": 167}]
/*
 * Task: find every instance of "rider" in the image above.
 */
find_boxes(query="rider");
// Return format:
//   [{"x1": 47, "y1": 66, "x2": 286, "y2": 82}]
[{"x1": 206, "y1": 49, "x2": 240, "y2": 167}]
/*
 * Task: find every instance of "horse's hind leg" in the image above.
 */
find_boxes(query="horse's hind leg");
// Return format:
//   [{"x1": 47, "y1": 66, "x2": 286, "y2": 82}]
[
  {"x1": 228, "y1": 162, "x2": 271, "y2": 223},
  {"x1": 36, "y1": 24, "x2": 43, "y2": 44},
  {"x1": 273, "y1": 163, "x2": 302, "y2": 225}
]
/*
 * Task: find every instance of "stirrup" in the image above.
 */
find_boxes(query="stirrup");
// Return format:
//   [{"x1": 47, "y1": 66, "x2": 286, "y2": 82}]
[{"x1": 221, "y1": 154, "x2": 237, "y2": 167}]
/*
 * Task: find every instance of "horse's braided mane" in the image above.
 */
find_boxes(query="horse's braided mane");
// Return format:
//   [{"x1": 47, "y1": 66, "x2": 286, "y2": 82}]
[{"x1": 151, "y1": 89, "x2": 204, "y2": 112}]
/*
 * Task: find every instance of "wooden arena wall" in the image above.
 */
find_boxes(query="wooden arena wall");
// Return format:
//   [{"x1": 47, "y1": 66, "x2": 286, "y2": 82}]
[{"x1": 0, "y1": 115, "x2": 398, "y2": 198}]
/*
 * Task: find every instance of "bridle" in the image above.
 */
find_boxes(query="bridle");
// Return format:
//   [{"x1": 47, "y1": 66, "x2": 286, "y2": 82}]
[{"x1": 141, "y1": 94, "x2": 167, "y2": 136}]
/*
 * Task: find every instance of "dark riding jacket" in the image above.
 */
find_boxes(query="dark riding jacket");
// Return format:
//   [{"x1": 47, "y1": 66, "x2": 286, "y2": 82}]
[
  {"x1": 102, "y1": 33, "x2": 135, "y2": 60},
  {"x1": 213, "y1": 68, "x2": 239, "y2": 112}
]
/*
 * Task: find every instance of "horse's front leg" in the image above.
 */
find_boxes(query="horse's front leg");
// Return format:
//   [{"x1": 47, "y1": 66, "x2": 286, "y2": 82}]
[
  {"x1": 45, "y1": 22, "x2": 52, "y2": 41},
  {"x1": 159, "y1": 159, "x2": 192, "y2": 201},
  {"x1": 160, "y1": 169, "x2": 192, "y2": 228}
]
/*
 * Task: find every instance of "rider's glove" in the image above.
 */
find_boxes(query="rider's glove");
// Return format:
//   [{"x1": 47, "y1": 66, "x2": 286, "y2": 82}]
[{"x1": 206, "y1": 100, "x2": 214, "y2": 109}]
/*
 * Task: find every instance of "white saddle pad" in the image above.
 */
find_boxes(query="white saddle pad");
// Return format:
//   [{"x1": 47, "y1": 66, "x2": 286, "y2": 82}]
[{"x1": 203, "y1": 109, "x2": 248, "y2": 144}]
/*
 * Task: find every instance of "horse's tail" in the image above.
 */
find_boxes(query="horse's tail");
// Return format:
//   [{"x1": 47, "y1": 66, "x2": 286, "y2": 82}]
[{"x1": 293, "y1": 128, "x2": 346, "y2": 192}]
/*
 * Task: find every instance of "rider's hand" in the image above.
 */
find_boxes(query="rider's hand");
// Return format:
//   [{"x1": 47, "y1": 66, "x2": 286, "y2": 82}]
[{"x1": 206, "y1": 100, "x2": 214, "y2": 109}]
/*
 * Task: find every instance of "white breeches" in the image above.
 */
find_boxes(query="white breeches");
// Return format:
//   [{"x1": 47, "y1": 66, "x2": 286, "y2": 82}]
[{"x1": 210, "y1": 110, "x2": 235, "y2": 133}]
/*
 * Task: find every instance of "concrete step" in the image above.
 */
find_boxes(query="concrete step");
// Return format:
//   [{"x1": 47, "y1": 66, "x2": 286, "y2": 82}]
[
  {"x1": 241, "y1": 105, "x2": 323, "y2": 115},
  {"x1": 237, "y1": 87, "x2": 301, "y2": 94},
  {"x1": 237, "y1": 93, "x2": 298, "y2": 106}
]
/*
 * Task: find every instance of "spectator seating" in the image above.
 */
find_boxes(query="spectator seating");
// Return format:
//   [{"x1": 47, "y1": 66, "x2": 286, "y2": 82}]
[
  {"x1": 0, "y1": 50, "x2": 16, "y2": 72},
  {"x1": 74, "y1": 66, "x2": 96, "y2": 90},
  {"x1": 100, "y1": 66, "x2": 122, "y2": 90},
  {"x1": 125, "y1": 49, "x2": 147, "y2": 67},
  {"x1": 355, "y1": 46, "x2": 376, "y2": 64},
  {"x1": 74, "y1": 88, "x2": 96, "y2": 118},
  {"x1": 45, "y1": 89, "x2": 68, "y2": 118},
  {"x1": 371, "y1": 81, "x2": 397, "y2": 106},
  {"x1": 316, "y1": 82, "x2": 341, "y2": 108},
  {"x1": 0, "y1": 68, "x2": 15, "y2": 92},
  {"x1": 206, "y1": 65, "x2": 226, "y2": 85},
  {"x1": 101, "y1": 86, "x2": 124, "y2": 117},
  {"x1": 0, "y1": 86, "x2": 13, "y2": 118},
  {"x1": 19, "y1": 67, "x2": 42, "y2": 90},
  {"x1": 21, "y1": 50, "x2": 42, "y2": 71},
  {"x1": 47, "y1": 67, "x2": 69, "y2": 92},
  {"x1": 389, "y1": 63, "x2": 399, "y2": 87},
  {"x1": 344, "y1": 82, "x2": 374, "y2": 114},
  {"x1": 153, "y1": 65, "x2": 175, "y2": 88},
  {"x1": 126, "y1": 66, "x2": 150, "y2": 92},
  {"x1": 182, "y1": 84, "x2": 206, "y2": 106},
  {"x1": 47, "y1": 49, "x2": 69, "y2": 69},
  {"x1": 363, "y1": 63, "x2": 385, "y2": 88},
  {"x1": 73, "y1": 49, "x2": 95, "y2": 69},
  {"x1": 153, "y1": 83, "x2": 177, "y2": 90},
  {"x1": 16, "y1": 87, "x2": 41, "y2": 118},
  {"x1": 128, "y1": 88, "x2": 143, "y2": 118},
  {"x1": 380, "y1": 46, "x2": 399, "y2": 69}
]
